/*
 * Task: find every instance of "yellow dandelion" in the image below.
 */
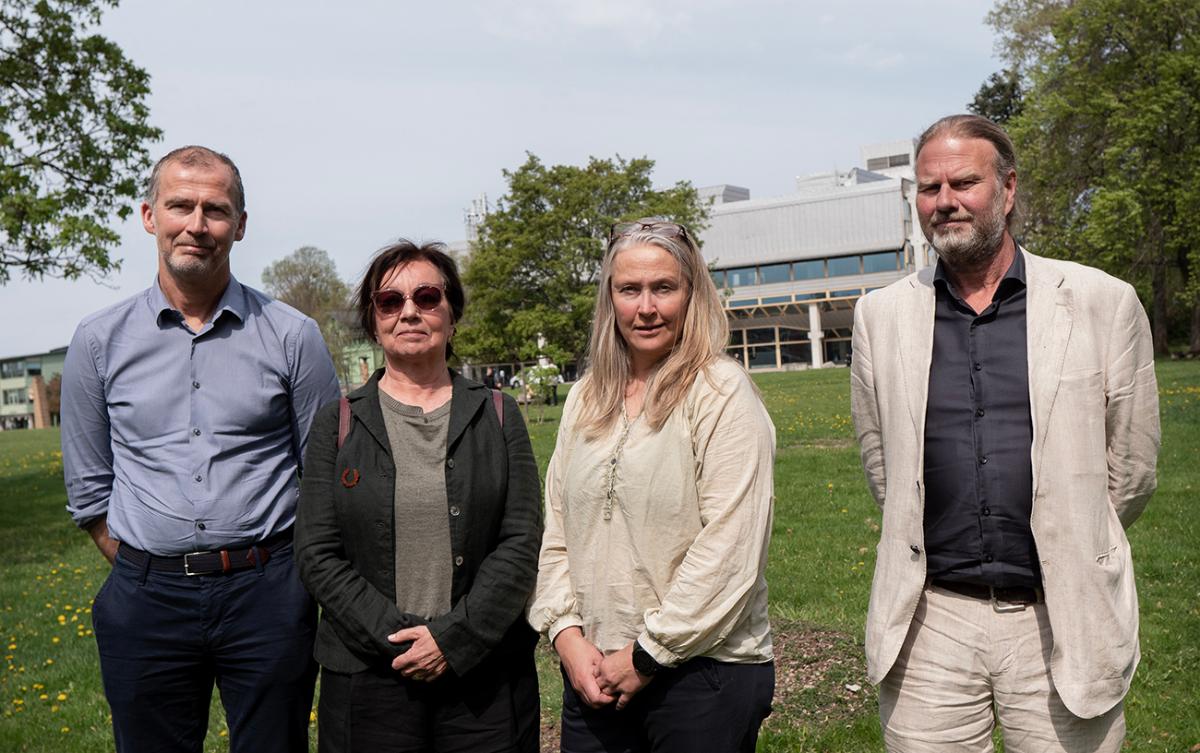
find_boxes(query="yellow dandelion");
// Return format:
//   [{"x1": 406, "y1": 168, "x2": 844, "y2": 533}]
[
  {"x1": 56, "y1": 693, "x2": 67, "y2": 701},
  {"x1": 39, "y1": 694, "x2": 48, "y2": 700},
  {"x1": 51, "y1": 637, "x2": 60, "y2": 644},
  {"x1": 51, "y1": 704, "x2": 59, "y2": 712},
  {"x1": 61, "y1": 726, "x2": 70, "y2": 733}
]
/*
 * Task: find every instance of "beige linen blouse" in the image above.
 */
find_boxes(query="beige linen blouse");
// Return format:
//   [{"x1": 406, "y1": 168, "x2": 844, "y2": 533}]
[{"x1": 529, "y1": 358, "x2": 776, "y2": 667}]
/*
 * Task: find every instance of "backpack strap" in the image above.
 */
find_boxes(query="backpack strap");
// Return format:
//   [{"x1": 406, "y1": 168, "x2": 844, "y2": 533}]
[
  {"x1": 336, "y1": 397, "x2": 351, "y2": 449},
  {"x1": 491, "y1": 388, "x2": 504, "y2": 428}
]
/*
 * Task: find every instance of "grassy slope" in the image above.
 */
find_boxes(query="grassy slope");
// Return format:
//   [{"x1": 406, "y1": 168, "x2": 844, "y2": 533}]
[{"x1": 1, "y1": 362, "x2": 1196, "y2": 751}]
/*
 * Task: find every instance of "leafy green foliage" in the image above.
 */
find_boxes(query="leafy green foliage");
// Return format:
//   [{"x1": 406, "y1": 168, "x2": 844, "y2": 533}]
[
  {"x1": 261, "y1": 246, "x2": 355, "y2": 386},
  {"x1": 456, "y1": 154, "x2": 708, "y2": 365},
  {"x1": 968, "y1": 69, "x2": 1024, "y2": 124},
  {"x1": 0, "y1": 0, "x2": 161, "y2": 283},
  {"x1": 989, "y1": 0, "x2": 1200, "y2": 352}
]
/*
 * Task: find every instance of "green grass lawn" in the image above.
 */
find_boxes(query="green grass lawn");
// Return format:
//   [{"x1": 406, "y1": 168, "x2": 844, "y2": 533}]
[{"x1": 2, "y1": 362, "x2": 1197, "y2": 751}]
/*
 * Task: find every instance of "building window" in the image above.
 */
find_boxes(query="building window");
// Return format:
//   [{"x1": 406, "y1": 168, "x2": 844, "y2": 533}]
[
  {"x1": 3, "y1": 388, "x2": 27, "y2": 406},
  {"x1": 1, "y1": 361, "x2": 25, "y2": 379},
  {"x1": 825, "y1": 339, "x2": 852, "y2": 365},
  {"x1": 759, "y1": 263, "x2": 790, "y2": 284},
  {"x1": 729, "y1": 330, "x2": 745, "y2": 346},
  {"x1": 729, "y1": 298, "x2": 758, "y2": 308},
  {"x1": 726, "y1": 348, "x2": 745, "y2": 367},
  {"x1": 889, "y1": 153, "x2": 910, "y2": 167},
  {"x1": 746, "y1": 328, "x2": 775, "y2": 345},
  {"x1": 725, "y1": 267, "x2": 757, "y2": 287},
  {"x1": 866, "y1": 157, "x2": 889, "y2": 171},
  {"x1": 793, "y1": 259, "x2": 824, "y2": 280},
  {"x1": 780, "y1": 342, "x2": 812, "y2": 365},
  {"x1": 761, "y1": 295, "x2": 791, "y2": 304},
  {"x1": 828, "y1": 256, "x2": 860, "y2": 277},
  {"x1": 747, "y1": 345, "x2": 776, "y2": 369},
  {"x1": 710, "y1": 269, "x2": 725, "y2": 289},
  {"x1": 863, "y1": 251, "x2": 901, "y2": 273},
  {"x1": 779, "y1": 327, "x2": 807, "y2": 342}
]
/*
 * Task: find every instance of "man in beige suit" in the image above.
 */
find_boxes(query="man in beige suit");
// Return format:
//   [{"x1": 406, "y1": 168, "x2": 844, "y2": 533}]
[{"x1": 851, "y1": 114, "x2": 1159, "y2": 752}]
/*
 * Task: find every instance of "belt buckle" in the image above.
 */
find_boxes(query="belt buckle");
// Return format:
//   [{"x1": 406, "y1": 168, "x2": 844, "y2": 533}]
[
  {"x1": 990, "y1": 586, "x2": 1028, "y2": 612},
  {"x1": 183, "y1": 551, "x2": 210, "y2": 576}
]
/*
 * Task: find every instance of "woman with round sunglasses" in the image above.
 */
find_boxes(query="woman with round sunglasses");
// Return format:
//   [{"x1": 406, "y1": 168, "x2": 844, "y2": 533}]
[
  {"x1": 295, "y1": 240, "x2": 542, "y2": 752},
  {"x1": 529, "y1": 219, "x2": 777, "y2": 752}
]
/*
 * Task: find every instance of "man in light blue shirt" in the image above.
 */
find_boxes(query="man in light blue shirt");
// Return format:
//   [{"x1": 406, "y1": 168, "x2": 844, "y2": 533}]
[{"x1": 61, "y1": 145, "x2": 340, "y2": 753}]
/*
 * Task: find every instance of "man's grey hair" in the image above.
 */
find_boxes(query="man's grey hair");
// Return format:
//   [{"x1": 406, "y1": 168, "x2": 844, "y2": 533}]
[{"x1": 145, "y1": 145, "x2": 245, "y2": 214}]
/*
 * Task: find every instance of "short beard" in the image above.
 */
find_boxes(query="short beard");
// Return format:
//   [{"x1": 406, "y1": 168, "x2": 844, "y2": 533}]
[{"x1": 926, "y1": 198, "x2": 1008, "y2": 274}]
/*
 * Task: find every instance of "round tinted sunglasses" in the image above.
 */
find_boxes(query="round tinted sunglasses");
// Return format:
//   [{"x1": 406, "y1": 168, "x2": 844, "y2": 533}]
[{"x1": 372, "y1": 285, "x2": 444, "y2": 317}]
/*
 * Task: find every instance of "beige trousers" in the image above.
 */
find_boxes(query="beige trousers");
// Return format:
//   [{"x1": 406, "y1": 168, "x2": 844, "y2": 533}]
[{"x1": 879, "y1": 583, "x2": 1125, "y2": 753}]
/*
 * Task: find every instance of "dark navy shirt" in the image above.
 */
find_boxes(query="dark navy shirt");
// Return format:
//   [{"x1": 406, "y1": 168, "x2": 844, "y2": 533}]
[
  {"x1": 61, "y1": 276, "x2": 341, "y2": 555},
  {"x1": 923, "y1": 252, "x2": 1039, "y2": 588}
]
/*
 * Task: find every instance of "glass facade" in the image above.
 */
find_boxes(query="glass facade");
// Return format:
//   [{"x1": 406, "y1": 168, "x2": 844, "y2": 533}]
[
  {"x1": 793, "y1": 260, "x2": 824, "y2": 280},
  {"x1": 759, "y1": 263, "x2": 790, "y2": 284},
  {"x1": 863, "y1": 250, "x2": 901, "y2": 273},
  {"x1": 827, "y1": 256, "x2": 860, "y2": 277},
  {"x1": 726, "y1": 267, "x2": 757, "y2": 287}
]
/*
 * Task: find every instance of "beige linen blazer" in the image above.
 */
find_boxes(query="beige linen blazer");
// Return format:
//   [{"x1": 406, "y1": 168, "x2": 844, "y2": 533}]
[{"x1": 850, "y1": 249, "x2": 1159, "y2": 719}]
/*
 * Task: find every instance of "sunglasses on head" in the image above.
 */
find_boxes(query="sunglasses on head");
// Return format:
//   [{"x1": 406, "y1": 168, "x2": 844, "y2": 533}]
[
  {"x1": 608, "y1": 220, "x2": 690, "y2": 247},
  {"x1": 372, "y1": 285, "x2": 444, "y2": 317}
]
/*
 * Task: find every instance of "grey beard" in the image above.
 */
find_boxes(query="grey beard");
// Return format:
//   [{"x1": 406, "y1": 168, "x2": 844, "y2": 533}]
[{"x1": 930, "y1": 217, "x2": 1006, "y2": 273}]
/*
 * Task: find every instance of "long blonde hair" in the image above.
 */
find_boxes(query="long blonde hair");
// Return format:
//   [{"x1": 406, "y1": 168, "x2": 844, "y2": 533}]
[{"x1": 575, "y1": 220, "x2": 730, "y2": 439}]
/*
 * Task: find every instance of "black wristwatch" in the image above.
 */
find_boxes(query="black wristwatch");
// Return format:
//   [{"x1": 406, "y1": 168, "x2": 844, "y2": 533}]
[{"x1": 631, "y1": 640, "x2": 664, "y2": 677}]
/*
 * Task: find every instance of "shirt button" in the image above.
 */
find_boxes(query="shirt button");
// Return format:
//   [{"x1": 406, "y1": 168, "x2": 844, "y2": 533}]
[
  {"x1": 982, "y1": 506, "x2": 991, "y2": 516},
  {"x1": 192, "y1": 380, "x2": 201, "y2": 389},
  {"x1": 454, "y1": 555, "x2": 464, "y2": 566},
  {"x1": 975, "y1": 408, "x2": 985, "y2": 418},
  {"x1": 909, "y1": 545, "x2": 920, "y2": 554},
  {"x1": 192, "y1": 428, "x2": 201, "y2": 436},
  {"x1": 194, "y1": 474, "x2": 203, "y2": 482},
  {"x1": 974, "y1": 363, "x2": 982, "y2": 371},
  {"x1": 446, "y1": 458, "x2": 455, "y2": 469},
  {"x1": 979, "y1": 457, "x2": 988, "y2": 465},
  {"x1": 197, "y1": 522, "x2": 206, "y2": 530},
  {"x1": 983, "y1": 553, "x2": 994, "y2": 563},
  {"x1": 449, "y1": 506, "x2": 460, "y2": 517}
]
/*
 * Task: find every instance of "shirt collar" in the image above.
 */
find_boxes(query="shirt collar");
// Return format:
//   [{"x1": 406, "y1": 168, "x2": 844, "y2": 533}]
[
  {"x1": 150, "y1": 275, "x2": 246, "y2": 328},
  {"x1": 933, "y1": 248, "x2": 1026, "y2": 303}
]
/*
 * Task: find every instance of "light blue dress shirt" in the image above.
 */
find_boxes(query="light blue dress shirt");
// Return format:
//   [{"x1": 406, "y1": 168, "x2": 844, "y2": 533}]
[{"x1": 62, "y1": 276, "x2": 341, "y2": 555}]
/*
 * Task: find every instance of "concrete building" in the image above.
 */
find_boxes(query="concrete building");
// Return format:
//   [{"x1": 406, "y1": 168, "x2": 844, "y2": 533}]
[
  {"x1": 1, "y1": 346, "x2": 67, "y2": 430},
  {"x1": 697, "y1": 140, "x2": 927, "y2": 371}
]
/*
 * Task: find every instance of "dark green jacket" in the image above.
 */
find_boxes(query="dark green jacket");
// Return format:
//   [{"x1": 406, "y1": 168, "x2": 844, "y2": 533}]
[{"x1": 295, "y1": 369, "x2": 542, "y2": 676}]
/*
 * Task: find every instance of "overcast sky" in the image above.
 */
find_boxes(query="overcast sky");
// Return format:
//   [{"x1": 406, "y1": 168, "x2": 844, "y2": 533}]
[{"x1": 0, "y1": 0, "x2": 1001, "y2": 359}]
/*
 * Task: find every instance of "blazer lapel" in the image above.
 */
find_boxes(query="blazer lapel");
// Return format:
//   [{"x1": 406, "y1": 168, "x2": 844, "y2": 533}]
[
  {"x1": 348, "y1": 370, "x2": 393, "y2": 454},
  {"x1": 447, "y1": 372, "x2": 488, "y2": 452},
  {"x1": 1023, "y1": 250, "x2": 1072, "y2": 493},
  {"x1": 898, "y1": 267, "x2": 936, "y2": 441}
]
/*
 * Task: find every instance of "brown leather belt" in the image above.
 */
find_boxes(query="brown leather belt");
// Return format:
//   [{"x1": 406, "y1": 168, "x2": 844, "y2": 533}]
[
  {"x1": 932, "y1": 579, "x2": 1043, "y2": 605},
  {"x1": 117, "y1": 529, "x2": 292, "y2": 576}
]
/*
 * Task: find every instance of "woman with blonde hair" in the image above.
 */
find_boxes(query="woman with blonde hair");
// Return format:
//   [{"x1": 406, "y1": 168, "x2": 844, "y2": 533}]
[{"x1": 529, "y1": 219, "x2": 776, "y2": 752}]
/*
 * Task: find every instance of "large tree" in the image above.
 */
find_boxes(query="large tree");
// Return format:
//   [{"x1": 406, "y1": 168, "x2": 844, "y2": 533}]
[
  {"x1": 1, "y1": 0, "x2": 161, "y2": 283},
  {"x1": 986, "y1": 0, "x2": 1200, "y2": 354},
  {"x1": 457, "y1": 153, "x2": 707, "y2": 366},
  {"x1": 262, "y1": 246, "x2": 356, "y2": 385}
]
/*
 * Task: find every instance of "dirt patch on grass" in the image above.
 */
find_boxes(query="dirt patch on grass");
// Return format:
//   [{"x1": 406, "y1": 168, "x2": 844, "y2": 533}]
[
  {"x1": 763, "y1": 621, "x2": 875, "y2": 734},
  {"x1": 784, "y1": 437, "x2": 857, "y2": 450},
  {"x1": 537, "y1": 621, "x2": 872, "y2": 750}
]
